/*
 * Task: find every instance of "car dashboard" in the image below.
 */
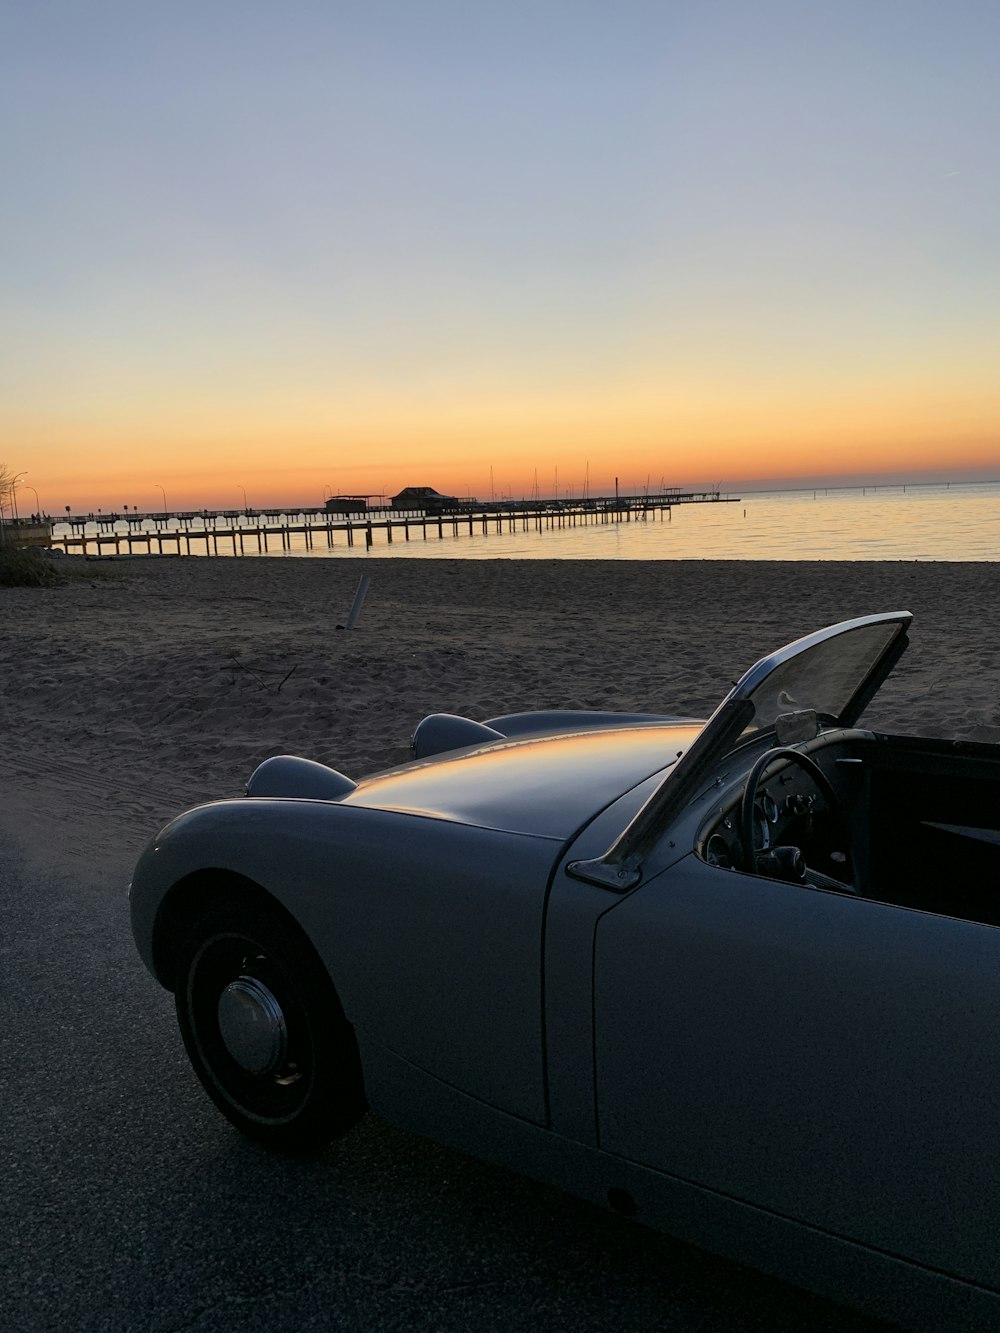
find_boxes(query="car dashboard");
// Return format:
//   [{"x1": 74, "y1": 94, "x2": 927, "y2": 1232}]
[{"x1": 695, "y1": 733, "x2": 862, "y2": 891}]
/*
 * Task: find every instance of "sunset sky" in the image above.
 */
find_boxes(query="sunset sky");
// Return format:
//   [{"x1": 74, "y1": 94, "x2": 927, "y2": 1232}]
[{"x1": 3, "y1": 0, "x2": 998, "y2": 513}]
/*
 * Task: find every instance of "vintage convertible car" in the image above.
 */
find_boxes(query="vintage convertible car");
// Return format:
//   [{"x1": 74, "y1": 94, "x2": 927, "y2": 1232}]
[{"x1": 130, "y1": 611, "x2": 1000, "y2": 1329}]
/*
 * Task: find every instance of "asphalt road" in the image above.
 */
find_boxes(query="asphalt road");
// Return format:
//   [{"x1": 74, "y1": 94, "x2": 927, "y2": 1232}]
[{"x1": 1, "y1": 843, "x2": 893, "y2": 1333}]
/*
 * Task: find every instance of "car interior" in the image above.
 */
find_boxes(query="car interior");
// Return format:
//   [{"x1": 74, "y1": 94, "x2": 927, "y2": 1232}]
[{"x1": 697, "y1": 731, "x2": 1000, "y2": 928}]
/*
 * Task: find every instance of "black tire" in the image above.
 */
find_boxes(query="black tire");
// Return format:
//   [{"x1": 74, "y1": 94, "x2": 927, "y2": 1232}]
[{"x1": 174, "y1": 892, "x2": 365, "y2": 1151}]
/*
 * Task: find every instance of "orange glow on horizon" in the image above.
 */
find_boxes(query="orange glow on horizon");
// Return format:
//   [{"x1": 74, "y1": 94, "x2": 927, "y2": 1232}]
[{"x1": 12, "y1": 370, "x2": 999, "y2": 513}]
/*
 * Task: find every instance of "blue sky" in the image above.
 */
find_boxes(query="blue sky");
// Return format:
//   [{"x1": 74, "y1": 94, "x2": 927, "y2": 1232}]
[{"x1": 3, "y1": 1, "x2": 998, "y2": 508}]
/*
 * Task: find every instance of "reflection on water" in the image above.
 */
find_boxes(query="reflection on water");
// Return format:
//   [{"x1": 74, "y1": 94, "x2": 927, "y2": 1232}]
[{"x1": 54, "y1": 481, "x2": 1000, "y2": 562}]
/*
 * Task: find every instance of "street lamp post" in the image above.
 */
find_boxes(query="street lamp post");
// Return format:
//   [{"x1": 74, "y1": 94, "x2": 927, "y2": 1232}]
[
  {"x1": 27, "y1": 485, "x2": 41, "y2": 517},
  {"x1": 11, "y1": 471, "x2": 27, "y2": 520},
  {"x1": 156, "y1": 484, "x2": 167, "y2": 515},
  {"x1": 238, "y1": 485, "x2": 248, "y2": 511}
]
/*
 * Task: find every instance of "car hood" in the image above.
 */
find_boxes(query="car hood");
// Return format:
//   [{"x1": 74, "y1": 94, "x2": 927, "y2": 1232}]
[{"x1": 340, "y1": 722, "x2": 704, "y2": 839}]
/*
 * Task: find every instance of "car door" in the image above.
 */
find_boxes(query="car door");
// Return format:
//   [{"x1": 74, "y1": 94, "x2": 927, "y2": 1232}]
[{"x1": 593, "y1": 853, "x2": 1000, "y2": 1290}]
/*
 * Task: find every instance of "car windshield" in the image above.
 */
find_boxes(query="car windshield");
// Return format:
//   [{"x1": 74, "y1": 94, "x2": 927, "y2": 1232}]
[
  {"x1": 566, "y1": 612, "x2": 910, "y2": 891},
  {"x1": 737, "y1": 616, "x2": 907, "y2": 742}
]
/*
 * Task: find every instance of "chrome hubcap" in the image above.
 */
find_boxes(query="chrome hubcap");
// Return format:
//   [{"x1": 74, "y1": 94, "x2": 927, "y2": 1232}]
[{"x1": 217, "y1": 976, "x2": 288, "y2": 1075}]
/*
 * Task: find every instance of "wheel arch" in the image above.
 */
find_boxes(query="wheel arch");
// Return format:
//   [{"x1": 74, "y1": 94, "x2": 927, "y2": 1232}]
[
  {"x1": 163, "y1": 867, "x2": 367, "y2": 1147},
  {"x1": 152, "y1": 867, "x2": 335, "y2": 1003},
  {"x1": 130, "y1": 796, "x2": 384, "y2": 1008}
]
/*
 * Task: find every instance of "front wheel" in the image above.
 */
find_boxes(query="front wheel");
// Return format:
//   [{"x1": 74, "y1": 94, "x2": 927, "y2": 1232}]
[{"x1": 174, "y1": 894, "x2": 365, "y2": 1151}]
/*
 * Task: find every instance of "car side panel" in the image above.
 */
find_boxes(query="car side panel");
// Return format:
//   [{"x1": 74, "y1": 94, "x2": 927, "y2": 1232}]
[
  {"x1": 361, "y1": 1038, "x2": 997, "y2": 1332},
  {"x1": 542, "y1": 773, "x2": 672, "y2": 1144},
  {"x1": 132, "y1": 798, "x2": 560, "y2": 1124},
  {"x1": 594, "y1": 853, "x2": 1000, "y2": 1289}
]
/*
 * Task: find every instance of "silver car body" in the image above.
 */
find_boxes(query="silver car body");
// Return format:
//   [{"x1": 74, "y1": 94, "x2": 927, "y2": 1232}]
[{"x1": 130, "y1": 612, "x2": 1000, "y2": 1329}]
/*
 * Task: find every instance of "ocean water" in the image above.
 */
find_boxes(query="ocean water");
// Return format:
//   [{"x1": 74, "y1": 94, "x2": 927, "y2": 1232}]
[{"x1": 54, "y1": 480, "x2": 1000, "y2": 562}]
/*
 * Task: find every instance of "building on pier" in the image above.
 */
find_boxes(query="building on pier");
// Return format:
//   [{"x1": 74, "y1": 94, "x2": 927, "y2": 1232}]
[
  {"x1": 391, "y1": 486, "x2": 462, "y2": 513},
  {"x1": 323, "y1": 495, "x2": 368, "y2": 515}
]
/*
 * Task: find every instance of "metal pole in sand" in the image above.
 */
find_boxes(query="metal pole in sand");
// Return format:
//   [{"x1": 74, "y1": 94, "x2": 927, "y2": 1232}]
[{"x1": 345, "y1": 575, "x2": 370, "y2": 629}]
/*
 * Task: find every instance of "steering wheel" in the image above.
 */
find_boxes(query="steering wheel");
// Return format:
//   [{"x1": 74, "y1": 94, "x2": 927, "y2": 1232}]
[{"x1": 738, "y1": 746, "x2": 853, "y2": 889}]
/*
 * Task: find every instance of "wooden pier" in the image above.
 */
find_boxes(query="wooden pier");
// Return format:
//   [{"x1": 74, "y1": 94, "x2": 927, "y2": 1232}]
[{"x1": 50, "y1": 490, "x2": 738, "y2": 558}]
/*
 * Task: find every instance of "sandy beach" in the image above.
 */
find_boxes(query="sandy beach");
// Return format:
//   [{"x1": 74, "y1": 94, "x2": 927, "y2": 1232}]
[
  {"x1": 2, "y1": 554, "x2": 998, "y2": 871},
  {"x1": 6, "y1": 553, "x2": 994, "y2": 1332}
]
